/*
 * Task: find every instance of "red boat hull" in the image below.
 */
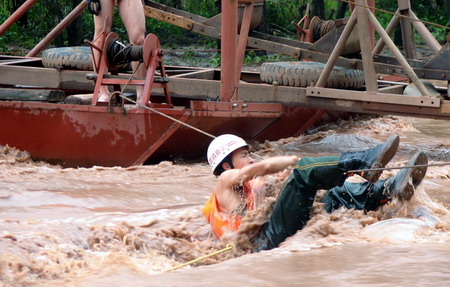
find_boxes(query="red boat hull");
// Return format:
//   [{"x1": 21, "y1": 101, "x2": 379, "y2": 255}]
[{"x1": 0, "y1": 100, "x2": 329, "y2": 167}]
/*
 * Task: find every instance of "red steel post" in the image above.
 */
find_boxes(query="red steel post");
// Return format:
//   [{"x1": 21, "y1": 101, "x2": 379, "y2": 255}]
[
  {"x1": 220, "y1": 0, "x2": 238, "y2": 102},
  {"x1": 236, "y1": 2, "x2": 254, "y2": 85},
  {"x1": 0, "y1": 0, "x2": 39, "y2": 36}
]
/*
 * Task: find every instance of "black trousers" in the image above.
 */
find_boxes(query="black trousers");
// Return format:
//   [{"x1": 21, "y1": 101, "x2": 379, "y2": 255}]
[{"x1": 255, "y1": 156, "x2": 387, "y2": 251}]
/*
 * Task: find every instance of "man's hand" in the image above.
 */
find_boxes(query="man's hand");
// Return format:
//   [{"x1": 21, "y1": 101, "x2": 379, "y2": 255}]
[{"x1": 87, "y1": 0, "x2": 101, "y2": 16}]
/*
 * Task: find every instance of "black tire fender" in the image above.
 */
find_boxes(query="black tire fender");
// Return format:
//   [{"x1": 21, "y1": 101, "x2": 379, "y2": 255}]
[
  {"x1": 41, "y1": 47, "x2": 94, "y2": 71},
  {"x1": 260, "y1": 61, "x2": 365, "y2": 89}
]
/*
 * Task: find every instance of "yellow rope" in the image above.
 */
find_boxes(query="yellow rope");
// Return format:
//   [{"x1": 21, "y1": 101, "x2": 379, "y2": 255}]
[
  {"x1": 165, "y1": 243, "x2": 234, "y2": 272},
  {"x1": 339, "y1": 0, "x2": 450, "y2": 31}
]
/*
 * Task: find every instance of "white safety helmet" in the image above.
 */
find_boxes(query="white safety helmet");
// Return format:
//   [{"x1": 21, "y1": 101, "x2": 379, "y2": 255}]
[{"x1": 207, "y1": 134, "x2": 249, "y2": 173}]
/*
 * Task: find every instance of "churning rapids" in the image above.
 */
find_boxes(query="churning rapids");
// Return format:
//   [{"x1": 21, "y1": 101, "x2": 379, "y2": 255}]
[{"x1": 1, "y1": 115, "x2": 449, "y2": 286}]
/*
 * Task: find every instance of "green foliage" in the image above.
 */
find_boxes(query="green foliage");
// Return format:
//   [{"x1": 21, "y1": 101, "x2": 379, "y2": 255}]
[
  {"x1": 243, "y1": 50, "x2": 265, "y2": 64},
  {"x1": 151, "y1": 0, "x2": 218, "y2": 45},
  {"x1": 0, "y1": 3, "x2": 43, "y2": 52},
  {"x1": 1, "y1": 0, "x2": 91, "y2": 54},
  {"x1": 208, "y1": 49, "x2": 295, "y2": 68},
  {"x1": 375, "y1": 0, "x2": 449, "y2": 44},
  {"x1": 209, "y1": 52, "x2": 221, "y2": 67},
  {"x1": 410, "y1": 0, "x2": 449, "y2": 43},
  {"x1": 263, "y1": 0, "x2": 302, "y2": 36},
  {"x1": 182, "y1": 0, "x2": 217, "y2": 18},
  {"x1": 262, "y1": 0, "x2": 347, "y2": 37},
  {"x1": 1, "y1": 0, "x2": 449, "y2": 57},
  {"x1": 180, "y1": 49, "x2": 195, "y2": 60}
]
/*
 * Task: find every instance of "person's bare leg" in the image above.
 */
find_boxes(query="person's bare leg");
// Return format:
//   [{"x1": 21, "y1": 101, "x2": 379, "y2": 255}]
[
  {"x1": 118, "y1": 0, "x2": 146, "y2": 103},
  {"x1": 92, "y1": 0, "x2": 115, "y2": 102}
]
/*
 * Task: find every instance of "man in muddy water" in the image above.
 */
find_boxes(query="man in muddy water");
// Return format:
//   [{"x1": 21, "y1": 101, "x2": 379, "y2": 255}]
[
  {"x1": 203, "y1": 134, "x2": 428, "y2": 251},
  {"x1": 87, "y1": 0, "x2": 146, "y2": 103}
]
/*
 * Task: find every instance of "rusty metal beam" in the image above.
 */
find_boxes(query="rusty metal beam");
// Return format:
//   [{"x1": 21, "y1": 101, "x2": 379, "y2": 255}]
[
  {"x1": 27, "y1": 1, "x2": 87, "y2": 57},
  {"x1": 367, "y1": 9, "x2": 430, "y2": 97},
  {"x1": 0, "y1": 0, "x2": 38, "y2": 36},
  {"x1": 409, "y1": 10, "x2": 442, "y2": 53},
  {"x1": 143, "y1": 2, "x2": 450, "y2": 83},
  {"x1": 190, "y1": 101, "x2": 283, "y2": 118},
  {"x1": 220, "y1": 0, "x2": 238, "y2": 102},
  {"x1": 236, "y1": 2, "x2": 254, "y2": 86},
  {"x1": 373, "y1": 9, "x2": 400, "y2": 55}
]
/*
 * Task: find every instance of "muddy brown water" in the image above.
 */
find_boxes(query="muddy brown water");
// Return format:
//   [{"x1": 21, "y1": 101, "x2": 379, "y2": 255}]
[{"x1": 1, "y1": 115, "x2": 449, "y2": 286}]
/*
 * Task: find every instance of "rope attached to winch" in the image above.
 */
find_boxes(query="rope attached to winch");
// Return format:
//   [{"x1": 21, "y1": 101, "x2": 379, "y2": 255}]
[
  {"x1": 108, "y1": 39, "x2": 143, "y2": 66},
  {"x1": 109, "y1": 61, "x2": 216, "y2": 140}
]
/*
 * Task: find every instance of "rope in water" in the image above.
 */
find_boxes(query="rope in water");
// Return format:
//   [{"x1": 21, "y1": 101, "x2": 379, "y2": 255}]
[
  {"x1": 108, "y1": 68, "x2": 231, "y2": 273},
  {"x1": 165, "y1": 243, "x2": 234, "y2": 272}
]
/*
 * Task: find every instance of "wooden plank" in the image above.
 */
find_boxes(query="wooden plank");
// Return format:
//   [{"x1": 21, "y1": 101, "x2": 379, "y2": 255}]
[
  {"x1": 238, "y1": 82, "x2": 308, "y2": 104},
  {"x1": 306, "y1": 87, "x2": 440, "y2": 107},
  {"x1": 161, "y1": 77, "x2": 219, "y2": 100},
  {"x1": 0, "y1": 65, "x2": 92, "y2": 90},
  {"x1": 144, "y1": 6, "x2": 194, "y2": 31},
  {"x1": 0, "y1": 88, "x2": 65, "y2": 102},
  {"x1": 0, "y1": 65, "x2": 61, "y2": 88},
  {"x1": 144, "y1": 5, "x2": 219, "y2": 39},
  {"x1": 203, "y1": 14, "x2": 221, "y2": 28},
  {"x1": 362, "y1": 101, "x2": 450, "y2": 118},
  {"x1": 150, "y1": 77, "x2": 309, "y2": 104},
  {"x1": 442, "y1": 100, "x2": 450, "y2": 114},
  {"x1": 86, "y1": 73, "x2": 169, "y2": 83}
]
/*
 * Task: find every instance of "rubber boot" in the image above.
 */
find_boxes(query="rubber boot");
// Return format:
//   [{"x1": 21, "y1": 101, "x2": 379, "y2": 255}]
[
  {"x1": 338, "y1": 135, "x2": 400, "y2": 183},
  {"x1": 383, "y1": 151, "x2": 428, "y2": 201}
]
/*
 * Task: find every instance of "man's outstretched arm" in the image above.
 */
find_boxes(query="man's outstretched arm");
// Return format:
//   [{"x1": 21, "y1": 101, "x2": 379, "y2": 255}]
[{"x1": 221, "y1": 155, "x2": 299, "y2": 187}]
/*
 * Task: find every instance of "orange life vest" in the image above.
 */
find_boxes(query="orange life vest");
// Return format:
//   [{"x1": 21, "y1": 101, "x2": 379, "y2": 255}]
[{"x1": 202, "y1": 182, "x2": 255, "y2": 238}]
